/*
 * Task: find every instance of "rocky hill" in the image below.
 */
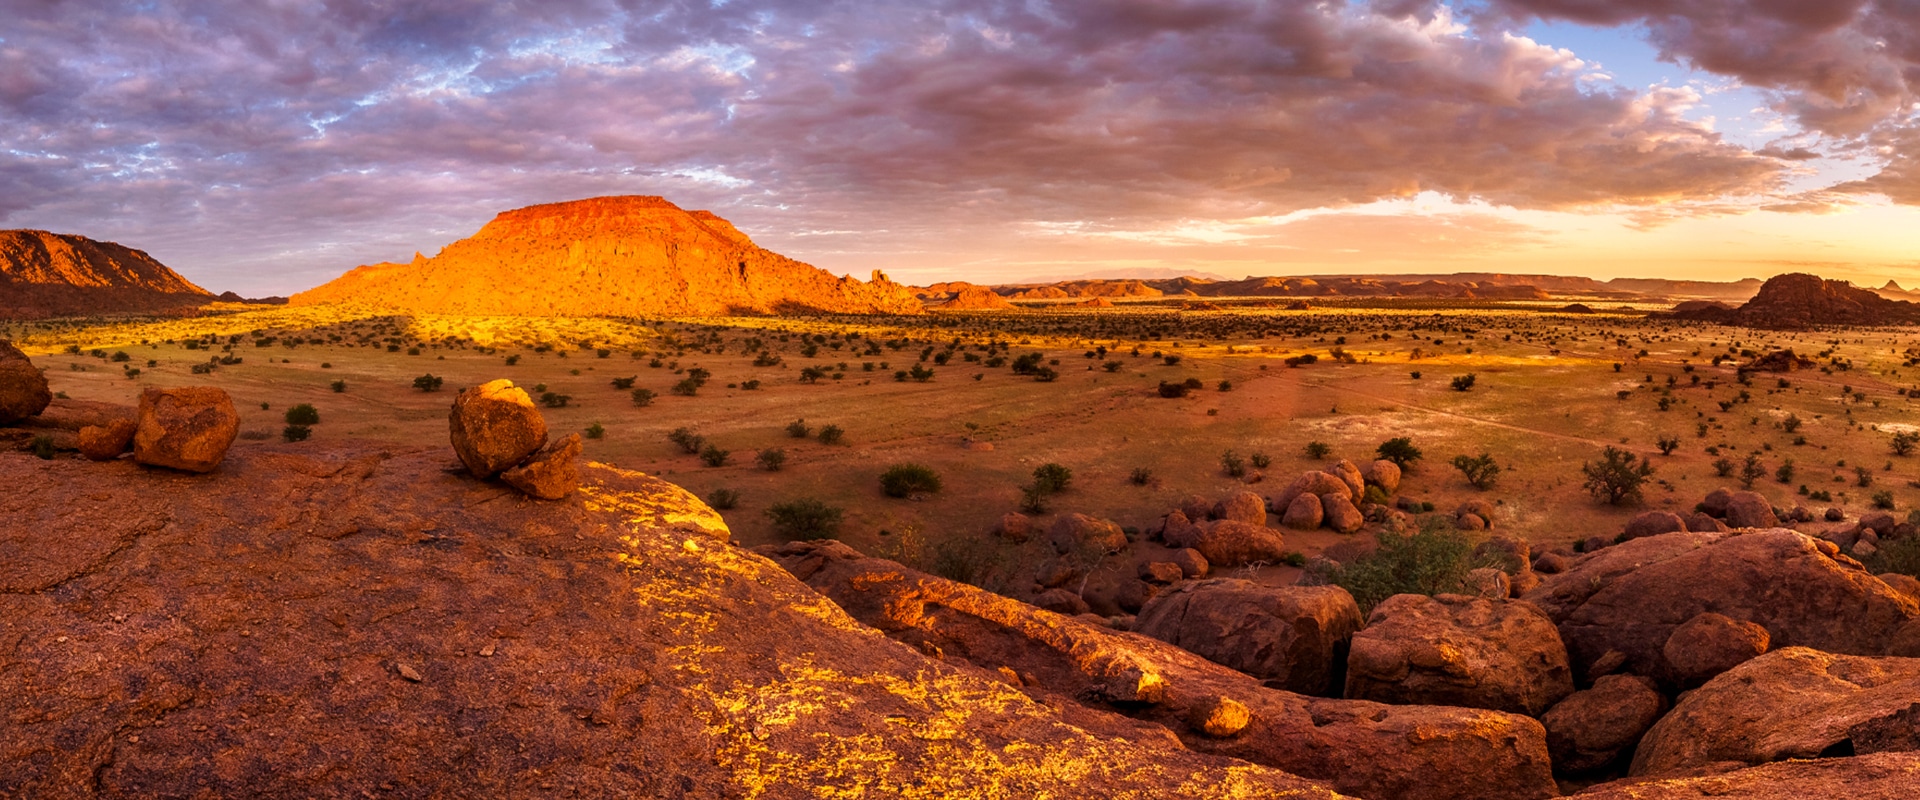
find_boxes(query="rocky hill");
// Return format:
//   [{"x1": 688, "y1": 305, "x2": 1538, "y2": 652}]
[
  {"x1": 968, "y1": 273, "x2": 1760, "y2": 304},
  {"x1": 1671, "y1": 273, "x2": 1920, "y2": 329},
  {"x1": 0, "y1": 230, "x2": 211, "y2": 318},
  {"x1": 291, "y1": 196, "x2": 923, "y2": 317}
]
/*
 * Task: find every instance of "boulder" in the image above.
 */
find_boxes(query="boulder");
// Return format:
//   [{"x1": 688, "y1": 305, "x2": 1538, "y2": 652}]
[
  {"x1": 774, "y1": 542, "x2": 1558, "y2": 800},
  {"x1": 1455, "y1": 513, "x2": 1486, "y2": 531},
  {"x1": 1345, "y1": 594, "x2": 1574, "y2": 716},
  {"x1": 1540, "y1": 674, "x2": 1667, "y2": 774},
  {"x1": 1135, "y1": 580, "x2": 1365, "y2": 696},
  {"x1": 1138, "y1": 561, "x2": 1184, "y2": 584},
  {"x1": 1465, "y1": 568, "x2": 1511, "y2": 599},
  {"x1": 1852, "y1": 702, "x2": 1920, "y2": 755},
  {"x1": 1362, "y1": 459, "x2": 1401, "y2": 493},
  {"x1": 1700, "y1": 488, "x2": 1735, "y2": 517},
  {"x1": 995, "y1": 512, "x2": 1033, "y2": 543},
  {"x1": 1176, "y1": 495, "x2": 1214, "y2": 523},
  {"x1": 1523, "y1": 530, "x2": 1919, "y2": 682},
  {"x1": 1169, "y1": 548, "x2": 1209, "y2": 579},
  {"x1": 1281, "y1": 493, "x2": 1324, "y2": 530},
  {"x1": 1455, "y1": 500, "x2": 1495, "y2": 528},
  {"x1": 1532, "y1": 551, "x2": 1571, "y2": 575},
  {"x1": 447, "y1": 379, "x2": 548, "y2": 478},
  {"x1": 1861, "y1": 512, "x2": 1900, "y2": 536},
  {"x1": 1213, "y1": 491, "x2": 1268, "y2": 526},
  {"x1": 1663, "y1": 611, "x2": 1770, "y2": 687},
  {"x1": 77, "y1": 419, "x2": 137, "y2": 461},
  {"x1": 1893, "y1": 620, "x2": 1920, "y2": 657},
  {"x1": 1826, "y1": 507, "x2": 1846, "y2": 522},
  {"x1": 1321, "y1": 493, "x2": 1364, "y2": 533},
  {"x1": 0, "y1": 341, "x2": 51, "y2": 424},
  {"x1": 1632, "y1": 647, "x2": 1920, "y2": 777},
  {"x1": 2, "y1": 445, "x2": 1348, "y2": 798},
  {"x1": 1725, "y1": 491, "x2": 1780, "y2": 528},
  {"x1": 1173, "y1": 519, "x2": 1288, "y2": 568},
  {"x1": 1159, "y1": 509, "x2": 1200, "y2": 543},
  {"x1": 1581, "y1": 752, "x2": 1920, "y2": 799},
  {"x1": 1048, "y1": 513, "x2": 1127, "y2": 555},
  {"x1": 1188, "y1": 696, "x2": 1252, "y2": 738},
  {"x1": 17, "y1": 397, "x2": 136, "y2": 431},
  {"x1": 1473, "y1": 535, "x2": 1532, "y2": 575},
  {"x1": 1623, "y1": 510, "x2": 1687, "y2": 541},
  {"x1": 1330, "y1": 460, "x2": 1365, "y2": 498},
  {"x1": 1114, "y1": 579, "x2": 1158, "y2": 614},
  {"x1": 1882, "y1": 573, "x2": 1920, "y2": 604},
  {"x1": 1034, "y1": 557, "x2": 1083, "y2": 589},
  {"x1": 1273, "y1": 471, "x2": 1351, "y2": 513},
  {"x1": 1034, "y1": 587, "x2": 1091, "y2": 616},
  {"x1": 131, "y1": 386, "x2": 239, "y2": 473},
  {"x1": 499, "y1": 433, "x2": 582, "y2": 500},
  {"x1": 1684, "y1": 511, "x2": 1730, "y2": 532}
]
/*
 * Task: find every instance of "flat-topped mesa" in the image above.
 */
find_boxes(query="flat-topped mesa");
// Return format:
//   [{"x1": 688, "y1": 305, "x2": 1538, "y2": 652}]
[
  {"x1": 291, "y1": 195, "x2": 923, "y2": 317},
  {"x1": 0, "y1": 230, "x2": 212, "y2": 318}
]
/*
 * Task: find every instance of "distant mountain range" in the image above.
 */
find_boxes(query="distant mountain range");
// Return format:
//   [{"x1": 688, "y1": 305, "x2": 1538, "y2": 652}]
[
  {"x1": 916, "y1": 273, "x2": 1771, "y2": 305},
  {"x1": 0, "y1": 230, "x2": 212, "y2": 318}
]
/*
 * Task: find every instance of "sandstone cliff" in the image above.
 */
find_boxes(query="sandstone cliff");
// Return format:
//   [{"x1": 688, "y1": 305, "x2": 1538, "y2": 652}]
[
  {"x1": 291, "y1": 196, "x2": 923, "y2": 316},
  {"x1": 0, "y1": 230, "x2": 211, "y2": 318}
]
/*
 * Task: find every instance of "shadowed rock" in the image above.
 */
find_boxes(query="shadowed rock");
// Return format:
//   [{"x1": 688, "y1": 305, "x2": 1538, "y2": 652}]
[
  {"x1": 1582, "y1": 752, "x2": 1920, "y2": 799},
  {"x1": 1345, "y1": 594, "x2": 1574, "y2": 716},
  {"x1": 78, "y1": 419, "x2": 137, "y2": 461},
  {"x1": 0, "y1": 341, "x2": 51, "y2": 424},
  {"x1": 1541, "y1": 674, "x2": 1666, "y2": 775},
  {"x1": 1134, "y1": 580, "x2": 1364, "y2": 696},
  {"x1": 500, "y1": 432, "x2": 582, "y2": 500}
]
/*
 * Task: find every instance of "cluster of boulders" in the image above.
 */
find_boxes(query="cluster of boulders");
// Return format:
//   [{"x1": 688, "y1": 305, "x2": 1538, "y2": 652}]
[
  {"x1": 5, "y1": 340, "x2": 242, "y2": 471},
  {"x1": 448, "y1": 378, "x2": 581, "y2": 500},
  {"x1": 1273, "y1": 458, "x2": 1400, "y2": 533}
]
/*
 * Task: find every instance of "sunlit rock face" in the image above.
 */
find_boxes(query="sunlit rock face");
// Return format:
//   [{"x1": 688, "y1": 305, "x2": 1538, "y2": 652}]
[
  {"x1": 292, "y1": 196, "x2": 925, "y2": 317},
  {"x1": 0, "y1": 444, "x2": 1342, "y2": 798},
  {"x1": 0, "y1": 230, "x2": 212, "y2": 318}
]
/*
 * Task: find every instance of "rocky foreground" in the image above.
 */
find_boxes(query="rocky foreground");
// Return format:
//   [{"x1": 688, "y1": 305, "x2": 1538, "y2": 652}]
[{"x1": 4, "y1": 341, "x2": 1920, "y2": 797}]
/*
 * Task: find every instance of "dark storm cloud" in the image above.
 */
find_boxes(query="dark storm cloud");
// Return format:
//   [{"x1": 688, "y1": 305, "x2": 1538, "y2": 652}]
[{"x1": 0, "y1": 0, "x2": 1804, "y2": 291}]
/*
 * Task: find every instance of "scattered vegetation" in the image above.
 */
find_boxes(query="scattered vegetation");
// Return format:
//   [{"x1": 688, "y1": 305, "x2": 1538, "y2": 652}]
[
  {"x1": 1581, "y1": 446, "x2": 1654, "y2": 505},
  {"x1": 766, "y1": 498, "x2": 844, "y2": 540},
  {"x1": 880, "y1": 463, "x2": 944, "y2": 498},
  {"x1": 1449, "y1": 453, "x2": 1501, "y2": 490}
]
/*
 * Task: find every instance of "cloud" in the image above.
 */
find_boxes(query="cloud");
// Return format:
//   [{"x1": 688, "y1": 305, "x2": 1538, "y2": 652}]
[{"x1": 0, "y1": 0, "x2": 1798, "y2": 293}]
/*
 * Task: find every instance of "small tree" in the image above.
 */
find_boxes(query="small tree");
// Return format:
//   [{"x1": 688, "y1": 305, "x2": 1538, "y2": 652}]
[
  {"x1": 284, "y1": 404, "x2": 320, "y2": 426},
  {"x1": 667, "y1": 427, "x2": 706, "y2": 454},
  {"x1": 757, "y1": 448, "x2": 787, "y2": 472},
  {"x1": 707, "y1": 488, "x2": 740, "y2": 510},
  {"x1": 1713, "y1": 457, "x2": 1735, "y2": 477},
  {"x1": 1739, "y1": 454, "x2": 1766, "y2": 489},
  {"x1": 766, "y1": 498, "x2": 843, "y2": 540},
  {"x1": 1220, "y1": 450, "x2": 1247, "y2": 478},
  {"x1": 1894, "y1": 430, "x2": 1920, "y2": 456},
  {"x1": 699, "y1": 444, "x2": 731, "y2": 467},
  {"x1": 585, "y1": 422, "x2": 605, "y2": 440},
  {"x1": 1775, "y1": 458, "x2": 1796, "y2": 484},
  {"x1": 630, "y1": 388, "x2": 656, "y2": 407},
  {"x1": 1376, "y1": 437, "x2": 1423, "y2": 468},
  {"x1": 817, "y1": 424, "x2": 844, "y2": 445},
  {"x1": 786, "y1": 419, "x2": 811, "y2": 438},
  {"x1": 1305, "y1": 441, "x2": 1332, "y2": 460},
  {"x1": 1581, "y1": 446, "x2": 1654, "y2": 505},
  {"x1": 329, "y1": 380, "x2": 347, "y2": 393},
  {"x1": 880, "y1": 463, "x2": 943, "y2": 497},
  {"x1": 611, "y1": 376, "x2": 637, "y2": 389},
  {"x1": 1450, "y1": 453, "x2": 1501, "y2": 490},
  {"x1": 1032, "y1": 463, "x2": 1073, "y2": 493},
  {"x1": 540, "y1": 391, "x2": 572, "y2": 408},
  {"x1": 1450, "y1": 373, "x2": 1477, "y2": 391},
  {"x1": 282, "y1": 424, "x2": 312, "y2": 442},
  {"x1": 1656, "y1": 435, "x2": 1680, "y2": 455},
  {"x1": 412, "y1": 374, "x2": 444, "y2": 392}
]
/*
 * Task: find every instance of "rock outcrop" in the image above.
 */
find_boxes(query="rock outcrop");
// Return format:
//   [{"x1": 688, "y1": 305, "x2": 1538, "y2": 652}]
[
  {"x1": 1632, "y1": 647, "x2": 1920, "y2": 776},
  {"x1": 1524, "y1": 531, "x2": 1919, "y2": 684},
  {"x1": 0, "y1": 341, "x2": 51, "y2": 423},
  {"x1": 291, "y1": 196, "x2": 924, "y2": 317},
  {"x1": 448, "y1": 379, "x2": 549, "y2": 478},
  {"x1": 1580, "y1": 752, "x2": 1920, "y2": 799},
  {"x1": 1669, "y1": 272, "x2": 1920, "y2": 329},
  {"x1": 0, "y1": 230, "x2": 212, "y2": 318},
  {"x1": 770, "y1": 541, "x2": 1559, "y2": 800},
  {"x1": 0, "y1": 445, "x2": 1347, "y2": 798},
  {"x1": 1162, "y1": 519, "x2": 1289, "y2": 568},
  {"x1": 932, "y1": 285, "x2": 1017, "y2": 310},
  {"x1": 1345, "y1": 594, "x2": 1574, "y2": 716},
  {"x1": 1540, "y1": 674, "x2": 1666, "y2": 774},
  {"x1": 1134, "y1": 580, "x2": 1365, "y2": 696}
]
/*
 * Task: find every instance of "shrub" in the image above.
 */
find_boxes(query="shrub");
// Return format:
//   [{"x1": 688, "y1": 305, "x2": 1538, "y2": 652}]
[
  {"x1": 30, "y1": 435, "x2": 55, "y2": 460},
  {"x1": 630, "y1": 388, "x2": 656, "y2": 406},
  {"x1": 667, "y1": 427, "x2": 706, "y2": 454},
  {"x1": 1582, "y1": 446, "x2": 1654, "y2": 505},
  {"x1": 1157, "y1": 381, "x2": 1189, "y2": 398},
  {"x1": 1305, "y1": 441, "x2": 1332, "y2": 460},
  {"x1": 1128, "y1": 467, "x2": 1153, "y2": 486},
  {"x1": 1103, "y1": 361, "x2": 1123, "y2": 372},
  {"x1": 1873, "y1": 490, "x2": 1896, "y2": 510},
  {"x1": 284, "y1": 404, "x2": 320, "y2": 426},
  {"x1": 1032, "y1": 463, "x2": 1073, "y2": 494},
  {"x1": 817, "y1": 424, "x2": 844, "y2": 445},
  {"x1": 540, "y1": 392, "x2": 572, "y2": 408},
  {"x1": 1323, "y1": 521, "x2": 1502, "y2": 614},
  {"x1": 1250, "y1": 452, "x2": 1271, "y2": 469},
  {"x1": 1221, "y1": 450, "x2": 1247, "y2": 478},
  {"x1": 1450, "y1": 373, "x2": 1476, "y2": 391},
  {"x1": 505, "y1": 354, "x2": 521, "y2": 366},
  {"x1": 671, "y1": 377, "x2": 702, "y2": 396},
  {"x1": 282, "y1": 424, "x2": 312, "y2": 442},
  {"x1": 699, "y1": 444, "x2": 731, "y2": 467},
  {"x1": 412, "y1": 374, "x2": 444, "y2": 392},
  {"x1": 1656, "y1": 435, "x2": 1680, "y2": 455},
  {"x1": 611, "y1": 376, "x2": 637, "y2": 390},
  {"x1": 1740, "y1": 454, "x2": 1766, "y2": 489},
  {"x1": 1376, "y1": 437, "x2": 1423, "y2": 467},
  {"x1": 757, "y1": 448, "x2": 787, "y2": 471},
  {"x1": 1775, "y1": 459, "x2": 1796, "y2": 484},
  {"x1": 880, "y1": 463, "x2": 944, "y2": 497},
  {"x1": 909, "y1": 364, "x2": 936, "y2": 382},
  {"x1": 1712, "y1": 457, "x2": 1735, "y2": 477},
  {"x1": 767, "y1": 498, "x2": 843, "y2": 540},
  {"x1": 786, "y1": 419, "x2": 811, "y2": 438},
  {"x1": 1450, "y1": 453, "x2": 1501, "y2": 490},
  {"x1": 1894, "y1": 430, "x2": 1920, "y2": 456},
  {"x1": 1866, "y1": 534, "x2": 1920, "y2": 578},
  {"x1": 707, "y1": 488, "x2": 740, "y2": 510},
  {"x1": 585, "y1": 422, "x2": 605, "y2": 440},
  {"x1": 330, "y1": 380, "x2": 347, "y2": 393}
]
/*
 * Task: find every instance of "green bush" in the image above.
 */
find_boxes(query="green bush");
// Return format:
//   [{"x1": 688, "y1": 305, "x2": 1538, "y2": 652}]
[
  {"x1": 757, "y1": 448, "x2": 787, "y2": 472},
  {"x1": 708, "y1": 488, "x2": 740, "y2": 510},
  {"x1": 1324, "y1": 520, "x2": 1502, "y2": 614},
  {"x1": 330, "y1": 380, "x2": 347, "y2": 393},
  {"x1": 412, "y1": 374, "x2": 444, "y2": 392},
  {"x1": 817, "y1": 424, "x2": 844, "y2": 445},
  {"x1": 767, "y1": 498, "x2": 844, "y2": 540},
  {"x1": 630, "y1": 388, "x2": 656, "y2": 406},
  {"x1": 1376, "y1": 437, "x2": 1423, "y2": 467},
  {"x1": 1872, "y1": 490, "x2": 1896, "y2": 510},
  {"x1": 1866, "y1": 535, "x2": 1920, "y2": 578},
  {"x1": 1221, "y1": 450, "x2": 1247, "y2": 478},
  {"x1": 699, "y1": 444, "x2": 731, "y2": 467},
  {"x1": 284, "y1": 404, "x2": 320, "y2": 426},
  {"x1": 1450, "y1": 453, "x2": 1501, "y2": 490},
  {"x1": 880, "y1": 463, "x2": 943, "y2": 498},
  {"x1": 1305, "y1": 441, "x2": 1332, "y2": 459},
  {"x1": 585, "y1": 422, "x2": 605, "y2": 440},
  {"x1": 282, "y1": 424, "x2": 312, "y2": 442},
  {"x1": 1032, "y1": 463, "x2": 1073, "y2": 493},
  {"x1": 1128, "y1": 467, "x2": 1153, "y2": 486},
  {"x1": 1582, "y1": 446, "x2": 1654, "y2": 505},
  {"x1": 668, "y1": 427, "x2": 706, "y2": 454},
  {"x1": 30, "y1": 435, "x2": 55, "y2": 460},
  {"x1": 786, "y1": 419, "x2": 811, "y2": 438}
]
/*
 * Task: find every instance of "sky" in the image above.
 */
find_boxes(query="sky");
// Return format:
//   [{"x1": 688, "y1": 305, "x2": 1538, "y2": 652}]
[{"x1": 3, "y1": 0, "x2": 1920, "y2": 295}]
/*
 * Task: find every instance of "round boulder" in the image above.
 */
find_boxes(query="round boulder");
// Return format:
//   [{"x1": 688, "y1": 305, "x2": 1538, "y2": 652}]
[
  {"x1": 1320, "y1": 493, "x2": 1364, "y2": 534},
  {"x1": 1169, "y1": 548, "x2": 1209, "y2": 579},
  {"x1": 1281, "y1": 493, "x2": 1323, "y2": 530},
  {"x1": 77, "y1": 419, "x2": 138, "y2": 461},
  {"x1": 500, "y1": 433, "x2": 583, "y2": 500},
  {"x1": 1048, "y1": 513, "x2": 1126, "y2": 555},
  {"x1": 1724, "y1": 491, "x2": 1779, "y2": 529},
  {"x1": 1662, "y1": 612, "x2": 1769, "y2": 687},
  {"x1": 1330, "y1": 460, "x2": 1365, "y2": 498},
  {"x1": 1541, "y1": 674, "x2": 1667, "y2": 775},
  {"x1": 1135, "y1": 579, "x2": 1364, "y2": 696},
  {"x1": 1273, "y1": 471, "x2": 1351, "y2": 512},
  {"x1": 448, "y1": 379, "x2": 548, "y2": 479},
  {"x1": 0, "y1": 341, "x2": 52, "y2": 424},
  {"x1": 132, "y1": 386, "x2": 239, "y2": 473},
  {"x1": 996, "y1": 512, "x2": 1034, "y2": 543},
  {"x1": 1623, "y1": 511, "x2": 1687, "y2": 541},
  {"x1": 1345, "y1": 594, "x2": 1574, "y2": 716},
  {"x1": 1213, "y1": 491, "x2": 1268, "y2": 527},
  {"x1": 1362, "y1": 459, "x2": 1401, "y2": 494}
]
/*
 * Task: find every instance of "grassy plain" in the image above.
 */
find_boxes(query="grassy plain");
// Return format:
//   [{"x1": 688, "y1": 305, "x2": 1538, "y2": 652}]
[{"x1": 14, "y1": 300, "x2": 1920, "y2": 586}]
